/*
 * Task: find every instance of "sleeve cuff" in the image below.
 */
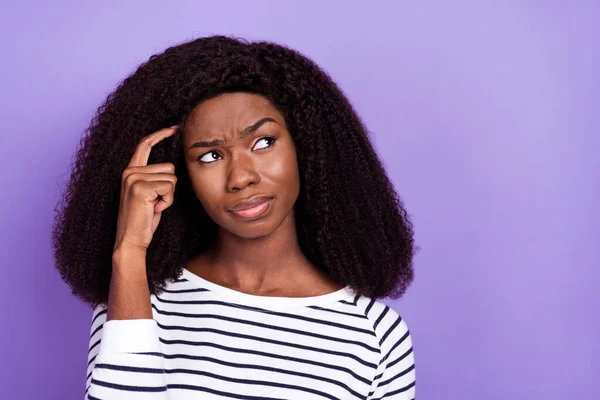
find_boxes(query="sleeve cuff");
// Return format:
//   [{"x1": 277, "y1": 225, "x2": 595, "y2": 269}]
[{"x1": 98, "y1": 319, "x2": 161, "y2": 355}]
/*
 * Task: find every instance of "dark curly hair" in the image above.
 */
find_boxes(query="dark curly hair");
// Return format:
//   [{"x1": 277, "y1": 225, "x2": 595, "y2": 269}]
[{"x1": 52, "y1": 35, "x2": 417, "y2": 309}]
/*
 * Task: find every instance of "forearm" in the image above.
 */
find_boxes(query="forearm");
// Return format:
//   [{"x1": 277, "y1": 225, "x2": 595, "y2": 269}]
[
  {"x1": 86, "y1": 249, "x2": 168, "y2": 399},
  {"x1": 107, "y1": 247, "x2": 152, "y2": 321}
]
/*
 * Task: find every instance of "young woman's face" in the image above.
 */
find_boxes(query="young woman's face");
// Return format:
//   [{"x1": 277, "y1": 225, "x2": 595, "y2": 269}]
[{"x1": 181, "y1": 92, "x2": 300, "y2": 239}]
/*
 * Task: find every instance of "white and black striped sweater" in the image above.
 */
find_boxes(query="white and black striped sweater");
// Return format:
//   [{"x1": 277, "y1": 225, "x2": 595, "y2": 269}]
[{"x1": 85, "y1": 268, "x2": 416, "y2": 399}]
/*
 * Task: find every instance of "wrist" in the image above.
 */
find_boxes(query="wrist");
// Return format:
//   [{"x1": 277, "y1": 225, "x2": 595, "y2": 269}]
[{"x1": 112, "y1": 246, "x2": 147, "y2": 272}]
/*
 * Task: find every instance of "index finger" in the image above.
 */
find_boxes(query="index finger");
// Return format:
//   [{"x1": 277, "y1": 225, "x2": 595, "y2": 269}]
[{"x1": 128, "y1": 126, "x2": 178, "y2": 168}]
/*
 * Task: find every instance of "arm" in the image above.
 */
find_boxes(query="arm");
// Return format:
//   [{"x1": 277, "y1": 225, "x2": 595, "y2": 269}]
[
  {"x1": 84, "y1": 248, "x2": 169, "y2": 399},
  {"x1": 367, "y1": 315, "x2": 416, "y2": 400}
]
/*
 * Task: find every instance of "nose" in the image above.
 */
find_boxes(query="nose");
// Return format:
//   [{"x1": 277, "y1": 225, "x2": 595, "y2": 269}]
[{"x1": 226, "y1": 152, "x2": 260, "y2": 192}]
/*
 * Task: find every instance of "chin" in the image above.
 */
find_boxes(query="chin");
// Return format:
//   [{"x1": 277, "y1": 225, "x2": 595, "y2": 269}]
[
  {"x1": 206, "y1": 195, "x2": 297, "y2": 240},
  {"x1": 220, "y1": 219, "x2": 280, "y2": 239},
  {"x1": 219, "y1": 205, "x2": 293, "y2": 240}
]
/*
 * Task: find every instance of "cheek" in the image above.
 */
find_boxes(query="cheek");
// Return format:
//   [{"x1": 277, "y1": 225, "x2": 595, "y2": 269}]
[
  {"x1": 265, "y1": 147, "x2": 300, "y2": 193},
  {"x1": 189, "y1": 170, "x2": 223, "y2": 211}
]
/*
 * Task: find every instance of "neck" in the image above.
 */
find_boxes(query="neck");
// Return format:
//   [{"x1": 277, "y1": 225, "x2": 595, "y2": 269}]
[{"x1": 201, "y1": 209, "x2": 312, "y2": 293}]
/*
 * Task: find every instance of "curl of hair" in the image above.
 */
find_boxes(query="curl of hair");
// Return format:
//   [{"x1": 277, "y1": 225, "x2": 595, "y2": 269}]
[{"x1": 52, "y1": 35, "x2": 418, "y2": 309}]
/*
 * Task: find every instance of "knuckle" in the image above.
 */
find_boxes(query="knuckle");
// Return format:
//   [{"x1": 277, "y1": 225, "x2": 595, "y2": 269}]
[
  {"x1": 135, "y1": 138, "x2": 151, "y2": 152},
  {"x1": 123, "y1": 172, "x2": 135, "y2": 186},
  {"x1": 130, "y1": 181, "x2": 144, "y2": 195},
  {"x1": 121, "y1": 168, "x2": 131, "y2": 180}
]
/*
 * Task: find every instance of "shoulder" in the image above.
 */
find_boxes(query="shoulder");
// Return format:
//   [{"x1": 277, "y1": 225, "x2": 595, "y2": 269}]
[
  {"x1": 353, "y1": 297, "x2": 416, "y2": 398},
  {"x1": 354, "y1": 296, "x2": 413, "y2": 357}
]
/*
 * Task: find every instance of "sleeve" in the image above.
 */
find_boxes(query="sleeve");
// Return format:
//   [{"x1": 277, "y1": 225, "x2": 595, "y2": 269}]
[
  {"x1": 84, "y1": 303, "x2": 170, "y2": 400},
  {"x1": 366, "y1": 308, "x2": 416, "y2": 400}
]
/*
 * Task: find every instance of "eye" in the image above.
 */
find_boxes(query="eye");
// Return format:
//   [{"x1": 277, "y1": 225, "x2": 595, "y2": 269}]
[
  {"x1": 253, "y1": 136, "x2": 277, "y2": 150},
  {"x1": 198, "y1": 151, "x2": 222, "y2": 164}
]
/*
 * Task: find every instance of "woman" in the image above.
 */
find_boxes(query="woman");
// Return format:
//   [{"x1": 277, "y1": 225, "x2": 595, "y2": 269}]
[{"x1": 52, "y1": 35, "x2": 417, "y2": 399}]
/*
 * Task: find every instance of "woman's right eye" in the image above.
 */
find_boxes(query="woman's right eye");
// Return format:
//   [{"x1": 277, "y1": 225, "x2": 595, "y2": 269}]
[{"x1": 198, "y1": 151, "x2": 221, "y2": 163}]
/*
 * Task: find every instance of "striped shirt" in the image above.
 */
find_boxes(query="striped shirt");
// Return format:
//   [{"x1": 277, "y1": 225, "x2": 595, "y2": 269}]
[{"x1": 85, "y1": 268, "x2": 416, "y2": 399}]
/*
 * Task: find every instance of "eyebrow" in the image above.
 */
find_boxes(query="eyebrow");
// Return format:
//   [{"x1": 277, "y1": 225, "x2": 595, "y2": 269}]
[{"x1": 188, "y1": 117, "x2": 279, "y2": 149}]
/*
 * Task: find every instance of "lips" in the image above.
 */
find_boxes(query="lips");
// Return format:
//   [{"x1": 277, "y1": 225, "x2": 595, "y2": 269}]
[
  {"x1": 228, "y1": 196, "x2": 274, "y2": 212},
  {"x1": 227, "y1": 196, "x2": 274, "y2": 221}
]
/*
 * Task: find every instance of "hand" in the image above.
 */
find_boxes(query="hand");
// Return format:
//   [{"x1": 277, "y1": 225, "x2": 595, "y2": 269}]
[{"x1": 113, "y1": 126, "x2": 178, "y2": 253}]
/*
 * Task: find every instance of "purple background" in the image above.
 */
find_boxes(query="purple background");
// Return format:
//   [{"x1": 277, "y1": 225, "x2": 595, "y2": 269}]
[{"x1": 1, "y1": 1, "x2": 598, "y2": 399}]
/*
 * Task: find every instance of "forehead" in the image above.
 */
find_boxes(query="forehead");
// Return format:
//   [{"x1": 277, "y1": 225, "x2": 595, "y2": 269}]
[{"x1": 185, "y1": 92, "x2": 283, "y2": 136}]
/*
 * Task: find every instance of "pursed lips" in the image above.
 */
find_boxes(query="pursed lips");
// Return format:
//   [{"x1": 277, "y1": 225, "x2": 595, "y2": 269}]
[{"x1": 227, "y1": 196, "x2": 274, "y2": 212}]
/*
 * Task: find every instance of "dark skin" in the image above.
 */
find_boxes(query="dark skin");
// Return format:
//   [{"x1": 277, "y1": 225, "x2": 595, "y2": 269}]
[{"x1": 181, "y1": 92, "x2": 344, "y2": 297}]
